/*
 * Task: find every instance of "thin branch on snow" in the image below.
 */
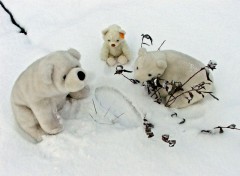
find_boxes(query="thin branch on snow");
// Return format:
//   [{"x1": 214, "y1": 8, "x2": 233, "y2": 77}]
[
  {"x1": 201, "y1": 124, "x2": 240, "y2": 134},
  {"x1": 89, "y1": 113, "x2": 112, "y2": 125},
  {"x1": 92, "y1": 99, "x2": 97, "y2": 114},
  {"x1": 157, "y1": 40, "x2": 166, "y2": 50},
  {"x1": 0, "y1": 1, "x2": 27, "y2": 35},
  {"x1": 114, "y1": 112, "x2": 125, "y2": 119},
  {"x1": 104, "y1": 107, "x2": 111, "y2": 118},
  {"x1": 89, "y1": 101, "x2": 125, "y2": 125}
]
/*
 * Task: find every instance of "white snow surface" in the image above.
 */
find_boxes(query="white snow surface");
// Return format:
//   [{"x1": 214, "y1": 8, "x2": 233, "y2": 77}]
[{"x1": 1, "y1": 0, "x2": 240, "y2": 175}]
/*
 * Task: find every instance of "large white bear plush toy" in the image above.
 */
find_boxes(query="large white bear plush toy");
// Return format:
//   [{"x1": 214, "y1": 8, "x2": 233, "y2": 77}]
[
  {"x1": 134, "y1": 48, "x2": 213, "y2": 108},
  {"x1": 100, "y1": 24, "x2": 131, "y2": 66},
  {"x1": 11, "y1": 48, "x2": 89, "y2": 142}
]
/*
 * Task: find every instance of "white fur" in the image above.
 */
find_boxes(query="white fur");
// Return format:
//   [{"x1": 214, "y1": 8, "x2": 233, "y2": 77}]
[
  {"x1": 11, "y1": 48, "x2": 89, "y2": 142},
  {"x1": 100, "y1": 24, "x2": 131, "y2": 66},
  {"x1": 134, "y1": 48, "x2": 213, "y2": 108}
]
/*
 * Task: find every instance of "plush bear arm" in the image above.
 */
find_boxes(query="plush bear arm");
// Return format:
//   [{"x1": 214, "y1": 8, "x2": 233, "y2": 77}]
[
  {"x1": 100, "y1": 43, "x2": 109, "y2": 61},
  {"x1": 122, "y1": 42, "x2": 131, "y2": 60},
  {"x1": 68, "y1": 85, "x2": 90, "y2": 100}
]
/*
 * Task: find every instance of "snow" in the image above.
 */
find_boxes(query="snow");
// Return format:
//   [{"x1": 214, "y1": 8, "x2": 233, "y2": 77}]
[{"x1": 1, "y1": 0, "x2": 240, "y2": 175}]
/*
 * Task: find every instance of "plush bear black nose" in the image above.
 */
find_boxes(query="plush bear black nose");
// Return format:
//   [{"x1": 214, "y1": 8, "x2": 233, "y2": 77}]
[
  {"x1": 77, "y1": 71, "x2": 85, "y2": 81},
  {"x1": 111, "y1": 44, "x2": 115, "y2": 47}
]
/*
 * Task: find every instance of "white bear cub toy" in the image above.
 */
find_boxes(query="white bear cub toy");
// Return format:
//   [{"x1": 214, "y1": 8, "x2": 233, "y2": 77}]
[
  {"x1": 134, "y1": 48, "x2": 213, "y2": 108},
  {"x1": 101, "y1": 24, "x2": 131, "y2": 66},
  {"x1": 11, "y1": 48, "x2": 89, "y2": 142}
]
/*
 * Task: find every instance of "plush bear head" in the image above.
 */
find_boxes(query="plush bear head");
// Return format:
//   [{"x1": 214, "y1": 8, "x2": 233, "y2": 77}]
[
  {"x1": 102, "y1": 24, "x2": 126, "y2": 48},
  {"x1": 134, "y1": 48, "x2": 167, "y2": 83},
  {"x1": 39, "y1": 48, "x2": 86, "y2": 94}
]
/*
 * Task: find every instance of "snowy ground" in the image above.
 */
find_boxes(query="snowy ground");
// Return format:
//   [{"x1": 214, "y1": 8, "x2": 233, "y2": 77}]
[{"x1": 1, "y1": 0, "x2": 240, "y2": 175}]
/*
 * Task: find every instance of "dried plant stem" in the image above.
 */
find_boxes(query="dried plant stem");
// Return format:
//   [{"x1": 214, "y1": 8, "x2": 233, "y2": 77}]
[
  {"x1": 89, "y1": 113, "x2": 112, "y2": 125},
  {"x1": 104, "y1": 107, "x2": 111, "y2": 118},
  {"x1": 165, "y1": 66, "x2": 212, "y2": 107},
  {"x1": 121, "y1": 74, "x2": 132, "y2": 82},
  {"x1": 114, "y1": 61, "x2": 218, "y2": 108},
  {"x1": 181, "y1": 67, "x2": 205, "y2": 87},
  {"x1": 157, "y1": 40, "x2": 166, "y2": 50},
  {"x1": 115, "y1": 113, "x2": 125, "y2": 119},
  {"x1": 166, "y1": 86, "x2": 204, "y2": 107},
  {"x1": 0, "y1": 1, "x2": 27, "y2": 35},
  {"x1": 201, "y1": 124, "x2": 240, "y2": 134},
  {"x1": 214, "y1": 126, "x2": 240, "y2": 131},
  {"x1": 92, "y1": 99, "x2": 97, "y2": 114},
  {"x1": 141, "y1": 34, "x2": 153, "y2": 48},
  {"x1": 151, "y1": 87, "x2": 162, "y2": 97}
]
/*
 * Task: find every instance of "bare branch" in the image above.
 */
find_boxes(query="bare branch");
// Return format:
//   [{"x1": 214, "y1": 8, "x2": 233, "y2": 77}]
[
  {"x1": 104, "y1": 107, "x2": 111, "y2": 118},
  {"x1": 0, "y1": 1, "x2": 27, "y2": 35},
  {"x1": 92, "y1": 99, "x2": 97, "y2": 114},
  {"x1": 157, "y1": 40, "x2": 166, "y2": 50}
]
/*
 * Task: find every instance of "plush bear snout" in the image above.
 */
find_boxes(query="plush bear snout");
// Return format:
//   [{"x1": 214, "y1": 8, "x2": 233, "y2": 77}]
[
  {"x1": 64, "y1": 68, "x2": 86, "y2": 92},
  {"x1": 77, "y1": 71, "x2": 85, "y2": 80}
]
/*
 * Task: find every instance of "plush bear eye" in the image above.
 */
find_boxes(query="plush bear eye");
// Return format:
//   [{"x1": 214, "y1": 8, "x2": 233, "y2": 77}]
[
  {"x1": 108, "y1": 39, "x2": 110, "y2": 42},
  {"x1": 136, "y1": 67, "x2": 139, "y2": 70},
  {"x1": 116, "y1": 40, "x2": 119, "y2": 42},
  {"x1": 63, "y1": 75, "x2": 66, "y2": 80},
  {"x1": 148, "y1": 74, "x2": 152, "y2": 77}
]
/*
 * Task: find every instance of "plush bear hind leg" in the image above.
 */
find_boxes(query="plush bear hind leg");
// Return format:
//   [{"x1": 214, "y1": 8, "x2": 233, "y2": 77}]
[
  {"x1": 31, "y1": 100, "x2": 63, "y2": 135},
  {"x1": 107, "y1": 57, "x2": 117, "y2": 66},
  {"x1": 68, "y1": 85, "x2": 90, "y2": 100},
  {"x1": 118, "y1": 55, "x2": 128, "y2": 65},
  {"x1": 12, "y1": 104, "x2": 46, "y2": 142}
]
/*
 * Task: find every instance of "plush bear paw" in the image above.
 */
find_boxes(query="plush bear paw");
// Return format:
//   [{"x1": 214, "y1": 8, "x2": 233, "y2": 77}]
[
  {"x1": 118, "y1": 55, "x2": 128, "y2": 65},
  {"x1": 107, "y1": 57, "x2": 117, "y2": 66},
  {"x1": 34, "y1": 129, "x2": 47, "y2": 142},
  {"x1": 48, "y1": 124, "x2": 64, "y2": 135},
  {"x1": 79, "y1": 85, "x2": 90, "y2": 98},
  {"x1": 69, "y1": 85, "x2": 90, "y2": 100}
]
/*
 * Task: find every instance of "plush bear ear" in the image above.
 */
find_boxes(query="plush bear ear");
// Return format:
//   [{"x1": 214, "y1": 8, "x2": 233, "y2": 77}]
[
  {"x1": 67, "y1": 48, "x2": 81, "y2": 60},
  {"x1": 41, "y1": 64, "x2": 54, "y2": 85},
  {"x1": 156, "y1": 60, "x2": 167, "y2": 70},
  {"x1": 119, "y1": 29, "x2": 126, "y2": 34},
  {"x1": 137, "y1": 57, "x2": 145, "y2": 68},
  {"x1": 102, "y1": 27, "x2": 109, "y2": 36},
  {"x1": 119, "y1": 29, "x2": 126, "y2": 39},
  {"x1": 138, "y1": 48, "x2": 147, "y2": 56}
]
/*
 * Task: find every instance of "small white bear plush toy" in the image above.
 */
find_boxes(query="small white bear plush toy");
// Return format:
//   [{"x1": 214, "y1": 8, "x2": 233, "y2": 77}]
[
  {"x1": 11, "y1": 48, "x2": 89, "y2": 142},
  {"x1": 134, "y1": 48, "x2": 213, "y2": 108},
  {"x1": 100, "y1": 24, "x2": 131, "y2": 66}
]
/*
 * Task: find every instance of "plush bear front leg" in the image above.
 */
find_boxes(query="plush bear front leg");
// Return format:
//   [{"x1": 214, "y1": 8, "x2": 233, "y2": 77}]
[
  {"x1": 31, "y1": 100, "x2": 63, "y2": 135},
  {"x1": 118, "y1": 55, "x2": 128, "y2": 65},
  {"x1": 68, "y1": 85, "x2": 90, "y2": 100},
  {"x1": 107, "y1": 57, "x2": 117, "y2": 66}
]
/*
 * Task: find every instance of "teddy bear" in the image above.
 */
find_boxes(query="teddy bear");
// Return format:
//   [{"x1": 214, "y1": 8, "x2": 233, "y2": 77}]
[
  {"x1": 100, "y1": 24, "x2": 131, "y2": 66},
  {"x1": 133, "y1": 48, "x2": 213, "y2": 108},
  {"x1": 11, "y1": 48, "x2": 89, "y2": 142}
]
